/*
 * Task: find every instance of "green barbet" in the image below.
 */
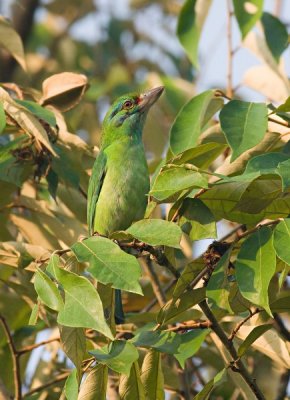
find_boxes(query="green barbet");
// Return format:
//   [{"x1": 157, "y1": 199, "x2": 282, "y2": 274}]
[{"x1": 87, "y1": 86, "x2": 164, "y2": 322}]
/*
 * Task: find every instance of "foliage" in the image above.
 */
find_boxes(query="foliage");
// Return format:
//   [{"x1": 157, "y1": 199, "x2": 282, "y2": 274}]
[{"x1": 0, "y1": 1, "x2": 290, "y2": 399}]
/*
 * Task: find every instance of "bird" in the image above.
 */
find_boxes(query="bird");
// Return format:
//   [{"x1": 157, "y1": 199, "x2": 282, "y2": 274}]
[{"x1": 87, "y1": 86, "x2": 164, "y2": 323}]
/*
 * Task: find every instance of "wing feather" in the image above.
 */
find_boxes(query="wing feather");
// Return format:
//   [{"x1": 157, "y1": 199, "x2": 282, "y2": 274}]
[{"x1": 87, "y1": 150, "x2": 107, "y2": 235}]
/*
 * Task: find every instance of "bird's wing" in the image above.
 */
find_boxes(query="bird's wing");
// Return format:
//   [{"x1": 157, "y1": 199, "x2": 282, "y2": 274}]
[{"x1": 87, "y1": 150, "x2": 107, "y2": 235}]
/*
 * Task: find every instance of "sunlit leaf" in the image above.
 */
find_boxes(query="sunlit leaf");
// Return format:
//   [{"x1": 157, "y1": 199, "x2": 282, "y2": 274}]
[
  {"x1": 220, "y1": 100, "x2": 268, "y2": 161},
  {"x1": 15, "y1": 100, "x2": 56, "y2": 126},
  {"x1": 178, "y1": 198, "x2": 216, "y2": 240},
  {"x1": 89, "y1": 340, "x2": 139, "y2": 376},
  {"x1": 0, "y1": 103, "x2": 6, "y2": 134},
  {"x1": 64, "y1": 368, "x2": 78, "y2": 400},
  {"x1": 170, "y1": 90, "x2": 223, "y2": 154},
  {"x1": 34, "y1": 268, "x2": 63, "y2": 311},
  {"x1": 141, "y1": 349, "x2": 164, "y2": 400},
  {"x1": 119, "y1": 361, "x2": 145, "y2": 400},
  {"x1": 175, "y1": 329, "x2": 210, "y2": 368},
  {"x1": 150, "y1": 166, "x2": 208, "y2": 202},
  {"x1": 126, "y1": 219, "x2": 182, "y2": 248},
  {"x1": 0, "y1": 16, "x2": 26, "y2": 70},
  {"x1": 177, "y1": 0, "x2": 212, "y2": 67},
  {"x1": 131, "y1": 331, "x2": 181, "y2": 355},
  {"x1": 47, "y1": 254, "x2": 113, "y2": 339},
  {"x1": 235, "y1": 227, "x2": 276, "y2": 316},
  {"x1": 71, "y1": 236, "x2": 142, "y2": 295},
  {"x1": 0, "y1": 87, "x2": 56, "y2": 155},
  {"x1": 59, "y1": 325, "x2": 86, "y2": 377},
  {"x1": 40, "y1": 72, "x2": 89, "y2": 112},
  {"x1": 194, "y1": 368, "x2": 227, "y2": 399},
  {"x1": 78, "y1": 365, "x2": 108, "y2": 400},
  {"x1": 233, "y1": 0, "x2": 263, "y2": 39},
  {"x1": 237, "y1": 324, "x2": 272, "y2": 357},
  {"x1": 157, "y1": 288, "x2": 206, "y2": 326},
  {"x1": 273, "y1": 219, "x2": 290, "y2": 265}
]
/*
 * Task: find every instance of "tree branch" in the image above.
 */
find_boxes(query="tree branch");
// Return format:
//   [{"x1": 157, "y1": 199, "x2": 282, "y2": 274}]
[
  {"x1": 199, "y1": 300, "x2": 265, "y2": 400},
  {"x1": 0, "y1": 316, "x2": 22, "y2": 400}
]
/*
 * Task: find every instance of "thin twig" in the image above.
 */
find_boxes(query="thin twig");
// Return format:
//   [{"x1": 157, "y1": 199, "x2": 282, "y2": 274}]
[
  {"x1": 199, "y1": 300, "x2": 265, "y2": 400},
  {"x1": 226, "y1": 0, "x2": 234, "y2": 97},
  {"x1": 165, "y1": 320, "x2": 211, "y2": 332},
  {"x1": 17, "y1": 337, "x2": 60, "y2": 356},
  {"x1": 23, "y1": 372, "x2": 69, "y2": 397},
  {"x1": 233, "y1": 219, "x2": 281, "y2": 244},
  {"x1": 141, "y1": 258, "x2": 167, "y2": 307},
  {"x1": 0, "y1": 316, "x2": 22, "y2": 400},
  {"x1": 228, "y1": 308, "x2": 262, "y2": 341}
]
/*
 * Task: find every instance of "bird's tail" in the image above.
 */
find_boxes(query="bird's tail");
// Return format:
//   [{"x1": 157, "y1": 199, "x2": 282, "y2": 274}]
[{"x1": 114, "y1": 289, "x2": 125, "y2": 324}]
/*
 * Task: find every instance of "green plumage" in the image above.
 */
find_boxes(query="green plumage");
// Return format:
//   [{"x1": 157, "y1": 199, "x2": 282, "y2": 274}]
[{"x1": 87, "y1": 86, "x2": 164, "y2": 323}]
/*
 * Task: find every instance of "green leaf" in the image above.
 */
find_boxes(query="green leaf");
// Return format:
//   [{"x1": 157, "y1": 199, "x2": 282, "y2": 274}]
[
  {"x1": 220, "y1": 100, "x2": 268, "y2": 161},
  {"x1": 194, "y1": 368, "x2": 227, "y2": 399},
  {"x1": 0, "y1": 16, "x2": 26, "y2": 70},
  {"x1": 245, "y1": 152, "x2": 288, "y2": 175},
  {"x1": 34, "y1": 268, "x2": 63, "y2": 311},
  {"x1": 237, "y1": 324, "x2": 272, "y2": 357},
  {"x1": 141, "y1": 349, "x2": 164, "y2": 400},
  {"x1": 273, "y1": 219, "x2": 290, "y2": 265},
  {"x1": 126, "y1": 219, "x2": 182, "y2": 248},
  {"x1": 15, "y1": 100, "x2": 56, "y2": 126},
  {"x1": 47, "y1": 255, "x2": 113, "y2": 339},
  {"x1": 150, "y1": 166, "x2": 208, "y2": 202},
  {"x1": 179, "y1": 198, "x2": 216, "y2": 240},
  {"x1": 277, "y1": 159, "x2": 290, "y2": 190},
  {"x1": 89, "y1": 340, "x2": 139, "y2": 376},
  {"x1": 177, "y1": 0, "x2": 212, "y2": 67},
  {"x1": 235, "y1": 227, "x2": 276, "y2": 316},
  {"x1": 157, "y1": 288, "x2": 206, "y2": 326},
  {"x1": 172, "y1": 259, "x2": 205, "y2": 298},
  {"x1": 0, "y1": 102, "x2": 6, "y2": 134},
  {"x1": 64, "y1": 368, "x2": 78, "y2": 400},
  {"x1": 175, "y1": 329, "x2": 210, "y2": 368},
  {"x1": 170, "y1": 90, "x2": 223, "y2": 154},
  {"x1": 28, "y1": 302, "x2": 39, "y2": 326},
  {"x1": 71, "y1": 236, "x2": 142, "y2": 295},
  {"x1": 59, "y1": 325, "x2": 86, "y2": 377},
  {"x1": 46, "y1": 168, "x2": 58, "y2": 200},
  {"x1": 0, "y1": 136, "x2": 32, "y2": 186},
  {"x1": 201, "y1": 179, "x2": 290, "y2": 225},
  {"x1": 170, "y1": 142, "x2": 227, "y2": 169},
  {"x1": 206, "y1": 250, "x2": 233, "y2": 313},
  {"x1": 51, "y1": 143, "x2": 80, "y2": 188},
  {"x1": 275, "y1": 97, "x2": 290, "y2": 113},
  {"x1": 78, "y1": 365, "x2": 108, "y2": 400},
  {"x1": 261, "y1": 12, "x2": 288, "y2": 62},
  {"x1": 233, "y1": 0, "x2": 263, "y2": 39},
  {"x1": 119, "y1": 361, "x2": 145, "y2": 400},
  {"x1": 233, "y1": 177, "x2": 280, "y2": 214},
  {"x1": 131, "y1": 331, "x2": 181, "y2": 355}
]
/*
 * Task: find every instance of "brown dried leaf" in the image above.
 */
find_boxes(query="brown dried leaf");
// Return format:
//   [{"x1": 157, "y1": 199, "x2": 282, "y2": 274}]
[
  {"x1": 40, "y1": 72, "x2": 89, "y2": 112},
  {"x1": 0, "y1": 87, "x2": 56, "y2": 155},
  {"x1": 0, "y1": 16, "x2": 26, "y2": 71}
]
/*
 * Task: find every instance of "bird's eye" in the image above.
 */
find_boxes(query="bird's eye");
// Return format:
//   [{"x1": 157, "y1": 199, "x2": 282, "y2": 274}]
[{"x1": 123, "y1": 100, "x2": 133, "y2": 109}]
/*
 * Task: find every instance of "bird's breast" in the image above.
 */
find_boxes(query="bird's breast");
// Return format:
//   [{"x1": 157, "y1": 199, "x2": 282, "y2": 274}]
[{"x1": 93, "y1": 141, "x2": 150, "y2": 235}]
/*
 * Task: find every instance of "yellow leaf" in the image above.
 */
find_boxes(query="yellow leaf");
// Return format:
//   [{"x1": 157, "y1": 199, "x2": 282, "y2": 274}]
[
  {"x1": 0, "y1": 87, "x2": 56, "y2": 155},
  {"x1": 0, "y1": 16, "x2": 26, "y2": 71}
]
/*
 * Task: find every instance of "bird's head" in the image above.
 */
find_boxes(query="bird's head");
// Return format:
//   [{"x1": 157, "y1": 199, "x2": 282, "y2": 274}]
[{"x1": 102, "y1": 86, "x2": 164, "y2": 146}]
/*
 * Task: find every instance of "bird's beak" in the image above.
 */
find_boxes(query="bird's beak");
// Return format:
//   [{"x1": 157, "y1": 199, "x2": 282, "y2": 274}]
[{"x1": 138, "y1": 86, "x2": 164, "y2": 111}]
